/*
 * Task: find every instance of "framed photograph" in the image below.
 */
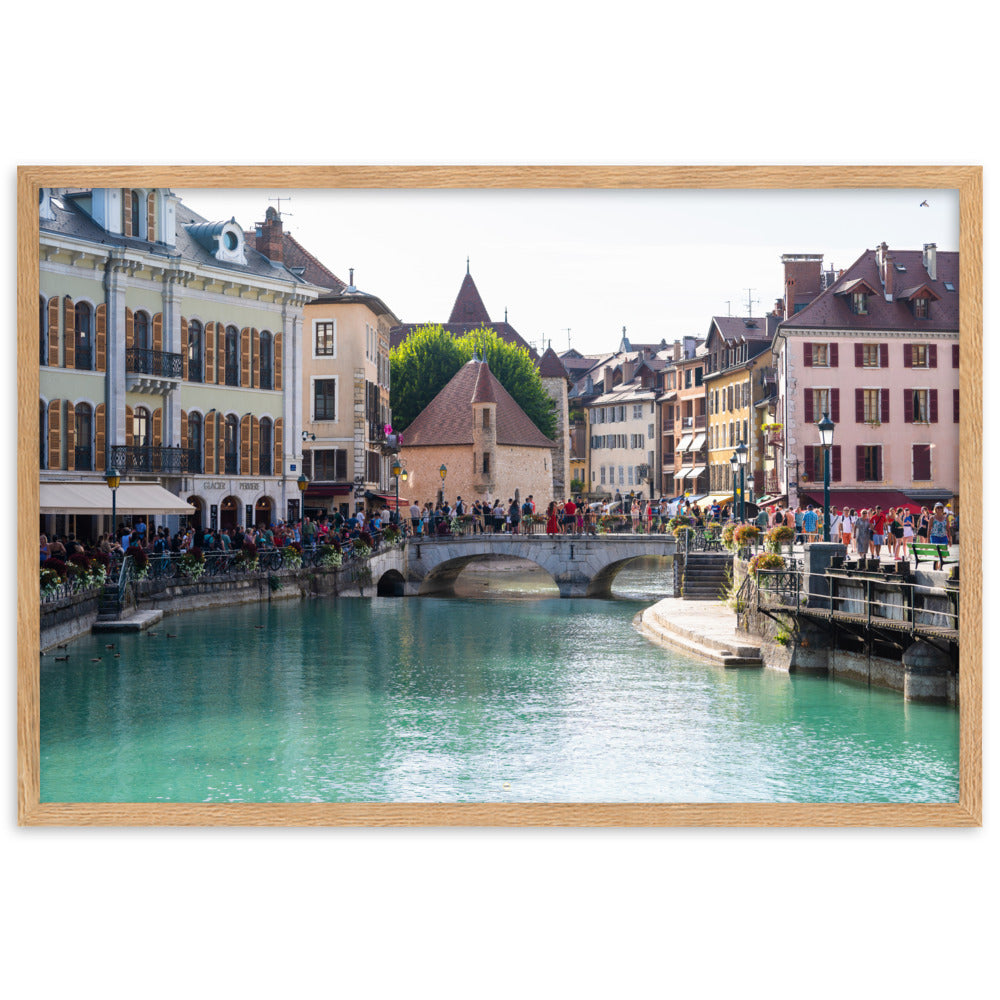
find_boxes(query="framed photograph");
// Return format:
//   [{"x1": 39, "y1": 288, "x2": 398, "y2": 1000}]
[{"x1": 18, "y1": 165, "x2": 982, "y2": 826}]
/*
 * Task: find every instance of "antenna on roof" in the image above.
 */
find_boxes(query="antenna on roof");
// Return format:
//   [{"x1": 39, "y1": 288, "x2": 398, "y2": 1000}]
[
  {"x1": 504, "y1": 307, "x2": 508, "y2": 323},
  {"x1": 564, "y1": 328, "x2": 571, "y2": 350},
  {"x1": 466, "y1": 256, "x2": 470, "y2": 275},
  {"x1": 268, "y1": 195, "x2": 293, "y2": 220},
  {"x1": 744, "y1": 288, "x2": 759, "y2": 318}
]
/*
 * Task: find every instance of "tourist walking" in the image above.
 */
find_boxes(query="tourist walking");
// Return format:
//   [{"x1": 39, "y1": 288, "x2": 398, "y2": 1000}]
[
  {"x1": 854, "y1": 510, "x2": 871, "y2": 557},
  {"x1": 839, "y1": 507, "x2": 854, "y2": 550},
  {"x1": 928, "y1": 503, "x2": 952, "y2": 546},
  {"x1": 545, "y1": 501, "x2": 560, "y2": 535}
]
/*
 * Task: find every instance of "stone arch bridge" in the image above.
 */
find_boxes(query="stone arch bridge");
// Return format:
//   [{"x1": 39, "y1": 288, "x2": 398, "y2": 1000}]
[{"x1": 361, "y1": 534, "x2": 678, "y2": 599}]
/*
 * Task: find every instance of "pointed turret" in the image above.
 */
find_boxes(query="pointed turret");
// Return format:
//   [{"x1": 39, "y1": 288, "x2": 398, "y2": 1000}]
[{"x1": 448, "y1": 270, "x2": 491, "y2": 324}]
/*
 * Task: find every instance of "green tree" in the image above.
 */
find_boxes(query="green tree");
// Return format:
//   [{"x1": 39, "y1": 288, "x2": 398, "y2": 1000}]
[{"x1": 390, "y1": 324, "x2": 557, "y2": 438}]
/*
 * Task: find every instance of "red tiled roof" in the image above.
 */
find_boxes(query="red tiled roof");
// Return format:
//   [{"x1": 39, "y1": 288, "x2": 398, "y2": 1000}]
[
  {"x1": 242, "y1": 228, "x2": 345, "y2": 291},
  {"x1": 538, "y1": 346, "x2": 570, "y2": 379},
  {"x1": 401, "y1": 359, "x2": 555, "y2": 449},
  {"x1": 449, "y1": 272, "x2": 491, "y2": 324},
  {"x1": 781, "y1": 248, "x2": 958, "y2": 332}
]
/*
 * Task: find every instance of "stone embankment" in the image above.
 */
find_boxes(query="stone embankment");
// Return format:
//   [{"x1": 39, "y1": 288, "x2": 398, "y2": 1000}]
[{"x1": 635, "y1": 598, "x2": 763, "y2": 668}]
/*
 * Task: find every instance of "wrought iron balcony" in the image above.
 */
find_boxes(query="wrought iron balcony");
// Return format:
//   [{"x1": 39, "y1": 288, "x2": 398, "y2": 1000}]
[
  {"x1": 107, "y1": 445, "x2": 197, "y2": 475},
  {"x1": 126, "y1": 347, "x2": 183, "y2": 379}
]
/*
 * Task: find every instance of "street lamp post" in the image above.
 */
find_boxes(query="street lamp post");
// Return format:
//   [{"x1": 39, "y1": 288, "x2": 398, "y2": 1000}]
[
  {"x1": 818, "y1": 411, "x2": 835, "y2": 542},
  {"x1": 105, "y1": 467, "x2": 121, "y2": 542},
  {"x1": 296, "y1": 473, "x2": 308, "y2": 524},
  {"x1": 391, "y1": 457, "x2": 403, "y2": 524},
  {"x1": 747, "y1": 473, "x2": 756, "y2": 508},
  {"x1": 735, "y1": 440, "x2": 748, "y2": 523},
  {"x1": 729, "y1": 453, "x2": 738, "y2": 522},
  {"x1": 438, "y1": 463, "x2": 447, "y2": 505}
]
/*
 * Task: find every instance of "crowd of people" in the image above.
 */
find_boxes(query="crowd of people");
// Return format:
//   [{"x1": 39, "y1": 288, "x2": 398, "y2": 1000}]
[
  {"x1": 753, "y1": 500, "x2": 957, "y2": 560},
  {"x1": 41, "y1": 491, "x2": 959, "y2": 569}
]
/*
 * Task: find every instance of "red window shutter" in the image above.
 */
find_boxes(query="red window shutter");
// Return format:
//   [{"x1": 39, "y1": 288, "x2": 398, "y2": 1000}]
[
  {"x1": 832, "y1": 445, "x2": 842, "y2": 482},
  {"x1": 875, "y1": 447, "x2": 882, "y2": 482},
  {"x1": 831, "y1": 388, "x2": 840, "y2": 423},
  {"x1": 929, "y1": 388, "x2": 938, "y2": 423},
  {"x1": 804, "y1": 388, "x2": 814, "y2": 424},
  {"x1": 903, "y1": 343, "x2": 912, "y2": 367},
  {"x1": 830, "y1": 343, "x2": 839, "y2": 367},
  {"x1": 912, "y1": 444, "x2": 931, "y2": 481},
  {"x1": 803, "y1": 343, "x2": 813, "y2": 367},
  {"x1": 880, "y1": 343, "x2": 889, "y2": 367},
  {"x1": 856, "y1": 446, "x2": 866, "y2": 481},
  {"x1": 855, "y1": 388, "x2": 864, "y2": 423},
  {"x1": 904, "y1": 388, "x2": 914, "y2": 423},
  {"x1": 929, "y1": 344, "x2": 937, "y2": 368},
  {"x1": 953, "y1": 343, "x2": 959, "y2": 368},
  {"x1": 854, "y1": 343, "x2": 864, "y2": 367},
  {"x1": 954, "y1": 389, "x2": 959, "y2": 422},
  {"x1": 804, "y1": 446, "x2": 815, "y2": 481},
  {"x1": 880, "y1": 389, "x2": 890, "y2": 424}
]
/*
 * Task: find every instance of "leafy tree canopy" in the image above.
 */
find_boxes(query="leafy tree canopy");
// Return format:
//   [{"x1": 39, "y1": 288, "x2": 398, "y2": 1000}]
[{"x1": 390, "y1": 325, "x2": 557, "y2": 438}]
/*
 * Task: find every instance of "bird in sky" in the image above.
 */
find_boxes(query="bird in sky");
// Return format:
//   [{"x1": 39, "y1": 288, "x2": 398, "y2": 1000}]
[{"x1": 920, "y1": 200, "x2": 929, "y2": 207}]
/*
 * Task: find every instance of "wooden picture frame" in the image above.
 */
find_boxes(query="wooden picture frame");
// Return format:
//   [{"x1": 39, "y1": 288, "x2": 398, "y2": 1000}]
[{"x1": 18, "y1": 165, "x2": 982, "y2": 827}]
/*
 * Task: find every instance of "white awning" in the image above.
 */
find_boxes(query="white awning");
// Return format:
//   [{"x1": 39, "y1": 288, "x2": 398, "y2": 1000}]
[
  {"x1": 40, "y1": 482, "x2": 195, "y2": 515},
  {"x1": 677, "y1": 435, "x2": 694, "y2": 452},
  {"x1": 690, "y1": 433, "x2": 707, "y2": 450},
  {"x1": 687, "y1": 466, "x2": 706, "y2": 478},
  {"x1": 676, "y1": 466, "x2": 693, "y2": 479}
]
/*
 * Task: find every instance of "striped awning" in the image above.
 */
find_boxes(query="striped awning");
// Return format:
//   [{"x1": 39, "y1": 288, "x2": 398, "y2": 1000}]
[{"x1": 39, "y1": 482, "x2": 195, "y2": 515}]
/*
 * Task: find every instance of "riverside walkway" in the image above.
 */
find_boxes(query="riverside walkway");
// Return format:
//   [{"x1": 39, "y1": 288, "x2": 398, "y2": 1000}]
[{"x1": 635, "y1": 599, "x2": 763, "y2": 668}]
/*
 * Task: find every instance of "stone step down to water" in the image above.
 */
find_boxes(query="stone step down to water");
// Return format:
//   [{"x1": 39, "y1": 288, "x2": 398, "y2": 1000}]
[
  {"x1": 635, "y1": 598, "x2": 762, "y2": 668},
  {"x1": 92, "y1": 609, "x2": 164, "y2": 634}
]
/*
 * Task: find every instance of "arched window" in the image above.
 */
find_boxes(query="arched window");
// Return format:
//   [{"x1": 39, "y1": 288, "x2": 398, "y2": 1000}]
[
  {"x1": 224, "y1": 414, "x2": 239, "y2": 474},
  {"x1": 39, "y1": 296, "x2": 47, "y2": 365},
  {"x1": 259, "y1": 331, "x2": 273, "y2": 389},
  {"x1": 130, "y1": 190, "x2": 141, "y2": 237},
  {"x1": 259, "y1": 417, "x2": 272, "y2": 475},
  {"x1": 75, "y1": 403, "x2": 93, "y2": 471},
  {"x1": 187, "y1": 412, "x2": 202, "y2": 474},
  {"x1": 187, "y1": 320, "x2": 203, "y2": 382},
  {"x1": 134, "y1": 406, "x2": 152, "y2": 471},
  {"x1": 75, "y1": 302, "x2": 93, "y2": 370},
  {"x1": 225, "y1": 326, "x2": 239, "y2": 386},
  {"x1": 134, "y1": 311, "x2": 150, "y2": 352}
]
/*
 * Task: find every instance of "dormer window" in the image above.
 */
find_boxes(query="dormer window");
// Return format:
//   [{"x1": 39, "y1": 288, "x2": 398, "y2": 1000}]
[
  {"x1": 851, "y1": 292, "x2": 868, "y2": 315},
  {"x1": 913, "y1": 297, "x2": 929, "y2": 319}
]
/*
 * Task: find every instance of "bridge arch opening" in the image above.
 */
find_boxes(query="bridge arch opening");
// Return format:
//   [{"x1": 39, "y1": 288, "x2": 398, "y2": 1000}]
[
  {"x1": 420, "y1": 553, "x2": 559, "y2": 599},
  {"x1": 376, "y1": 569, "x2": 406, "y2": 597},
  {"x1": 590, "y1": 554, "x2": 675, "y2": 600}
]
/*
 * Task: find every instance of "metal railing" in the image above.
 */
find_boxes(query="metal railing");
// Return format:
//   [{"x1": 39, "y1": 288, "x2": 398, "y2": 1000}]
[
  {"x1": 126, "y1": 347, "x2": 183, "y2": 379},
  {"x1": 107, "y1": 445, "x2": 197, "y2": 475},
  {"x1": 98, "y1": 552, "x2": 136, "y2": 619}
]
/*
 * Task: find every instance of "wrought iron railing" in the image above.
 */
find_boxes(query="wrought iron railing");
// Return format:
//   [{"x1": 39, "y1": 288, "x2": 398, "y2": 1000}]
[
  {"x1": 126, "y1": 347, "x2": 183, "y2": 379},
  {"x1": 107, "y1": 445, "x2": 197, "y2": 474}
]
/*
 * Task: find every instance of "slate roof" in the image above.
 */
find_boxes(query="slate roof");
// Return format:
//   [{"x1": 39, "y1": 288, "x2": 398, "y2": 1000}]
[
  {"x1": 401, "y1": 359, "x2": 555, "y2": 449},
  {"x1": 257, "y1": 230, "x2": 346, "y2": 292},
  {"x1": 778, "y1": 248, "x2": 959, "y2": 333},
  {"x1": 708, "y1": 316, "x2": 772, "y2": 342},
  {"x1": 42, "y1": 190, "x2": 318, "y2": 288}
]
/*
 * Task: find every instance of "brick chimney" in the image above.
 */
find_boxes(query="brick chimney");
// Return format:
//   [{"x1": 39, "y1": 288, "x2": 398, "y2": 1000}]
[
  {"x1": 255, "y1": 206, "x2": 283, "y2": 263},
  {"x1": 781, "y1": 253, "x2": 824, "y2": 316},
  {"x1": 604, "y1": 366, "x2": 614, "y2": 392},
  {"x1": 923, "y1": 243, "x2": 937, "y2": 281},
  {"x1": 672, "y1": 340, "x2": 681, "y2": 362}
]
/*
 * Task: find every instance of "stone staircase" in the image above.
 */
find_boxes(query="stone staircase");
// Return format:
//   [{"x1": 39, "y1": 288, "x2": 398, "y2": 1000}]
[{"x1": 681, "y1": 552, "x2": 732, "y2": 602}]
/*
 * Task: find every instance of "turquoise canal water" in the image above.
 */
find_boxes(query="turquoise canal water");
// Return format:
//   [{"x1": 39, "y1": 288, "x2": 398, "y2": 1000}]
[{"x1": 40, "y1": 562, "x2": 959, "y2": 803}]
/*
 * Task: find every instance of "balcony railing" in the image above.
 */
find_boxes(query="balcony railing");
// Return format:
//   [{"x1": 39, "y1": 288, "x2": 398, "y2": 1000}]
[
  {"x1": 126, "y1": 348, "x2": 182, "y2": 379},
  {"x1": 107, "y1": 445, "x2": 197, "y2": 474}
]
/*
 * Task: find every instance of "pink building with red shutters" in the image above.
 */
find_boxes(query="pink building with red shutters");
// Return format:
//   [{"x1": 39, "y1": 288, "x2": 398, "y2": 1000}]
[{"x1": 771, "y1": 244, "x2": 959, "y2": 513}]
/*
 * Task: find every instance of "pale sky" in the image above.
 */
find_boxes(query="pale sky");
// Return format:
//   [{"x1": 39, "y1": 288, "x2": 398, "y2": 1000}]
[{"x1": 177, "y1": 186, "x2": 959, "y2": 357}]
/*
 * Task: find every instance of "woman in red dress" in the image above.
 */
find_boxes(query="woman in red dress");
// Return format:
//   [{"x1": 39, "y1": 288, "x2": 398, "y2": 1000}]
[{"x1": 546, "y1": 501, "x2": 560, "y2": 535}]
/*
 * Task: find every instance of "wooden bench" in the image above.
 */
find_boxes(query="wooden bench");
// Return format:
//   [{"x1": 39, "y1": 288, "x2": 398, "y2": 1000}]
[{"x1": 911, "y1": 542, "x2": 956, "y2": 570}]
